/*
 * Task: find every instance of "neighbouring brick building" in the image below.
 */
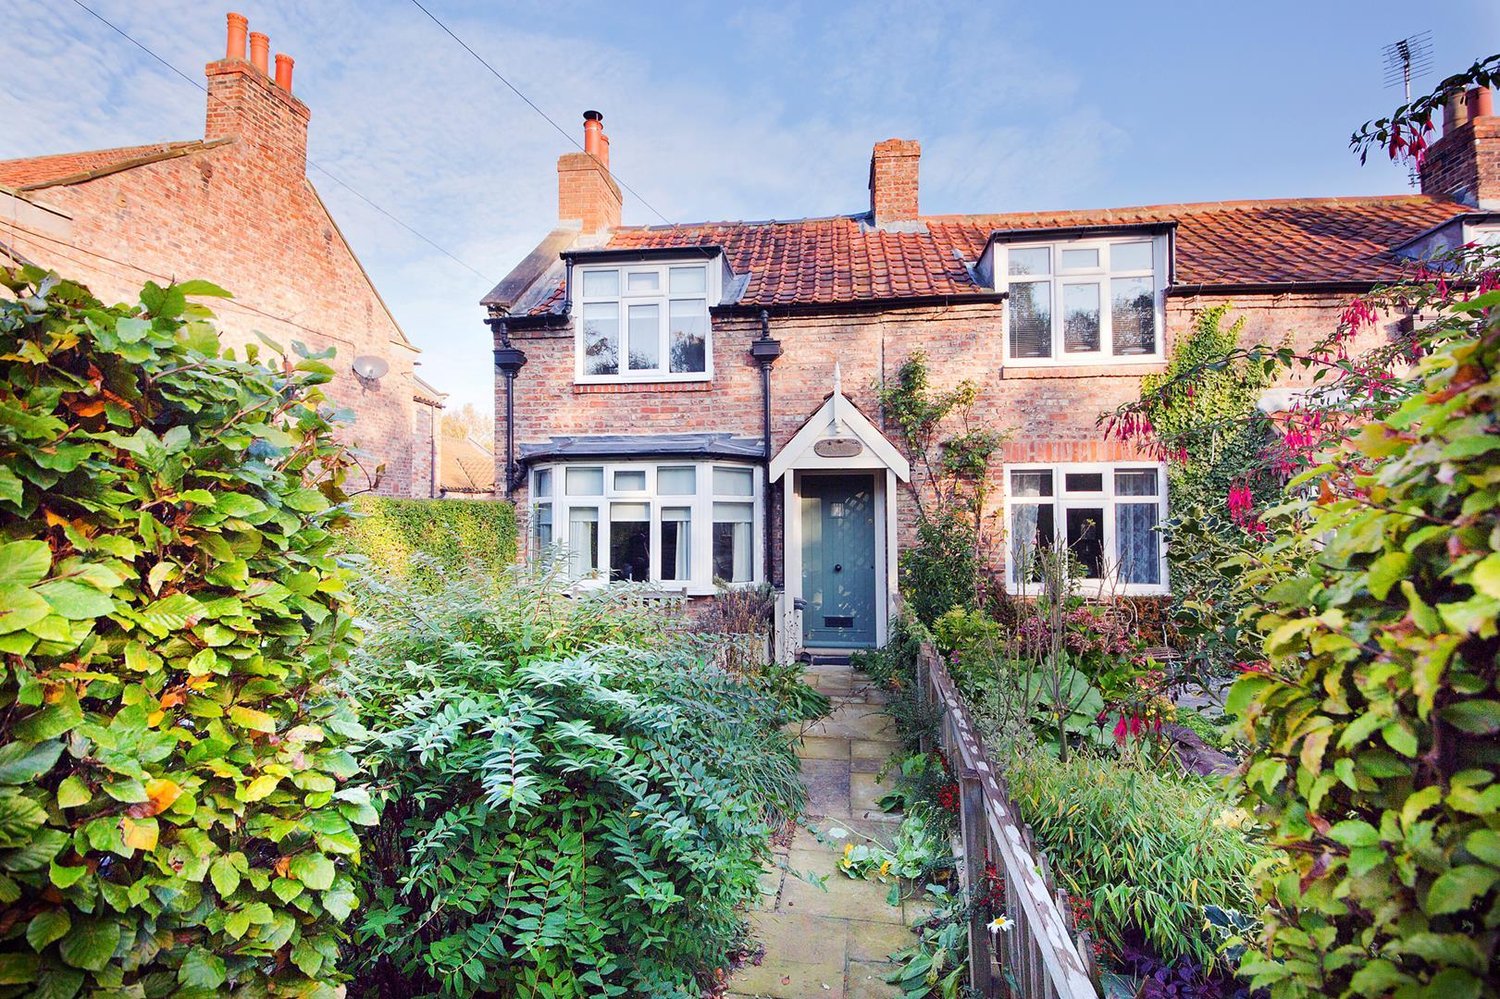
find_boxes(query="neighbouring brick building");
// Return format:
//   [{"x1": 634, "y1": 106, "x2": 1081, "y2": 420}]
[
  {"x1": 484, "y1": 87, "x2": 1500, "y2": 651},
  {"x1": 0, "y1": 12, "x2": 444, "y2": 498}
]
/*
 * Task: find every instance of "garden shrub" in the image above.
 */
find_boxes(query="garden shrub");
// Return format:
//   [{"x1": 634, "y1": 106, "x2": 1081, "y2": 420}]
[
  {"x1": 1231, "y1": 293, "x2": 1500, "y2": 996},
  {"x1": 1004, "y1": 751, "x2": 1262, "y2": 967},
  {"x1": 345, "y1": 567, "x2": 810, "y2": 998},
  {"x1": 0, "y1": 269, "x2": 370, "y2": 995},
  {"x1": 341, "y1": 496, "x2": 515, "y2": 581}
]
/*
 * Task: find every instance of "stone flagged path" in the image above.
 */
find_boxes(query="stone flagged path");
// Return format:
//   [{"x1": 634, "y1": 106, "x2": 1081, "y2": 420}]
[{"x1": 729, "y1": 660, "x2": 934, "y2": 999}]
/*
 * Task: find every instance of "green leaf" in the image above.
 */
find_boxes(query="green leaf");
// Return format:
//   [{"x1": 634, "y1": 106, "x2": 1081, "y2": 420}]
[
  {"x1": 1328, "y1": 820, "x2": 1380, "y2": 848},
  {"x1": 1366, "y1": 550, "x2": 1410, "y2": 600},
  {"x1": 0, "y1": 584, "x2": 51, "y2": 635},
  {"x1": 1441, "y1": 700, "x2": 1500, "y2": 735},
  {"x1": 229, "y1": 706, "x2": 277, "y2": 734},
  {"x1": 1466, "y1": 829, "x2": 1500, "y2": 866},
  {"x1": 1425, "y1": 864, "x2": 1500, "y2": 916},
  {"x1": 1471, "y1": 553, "x2": 1500, "y2": 599},
  {"x1": 26, "y1": 909, "x2": 70, "y2": 951},
  {"x1": 10, "y1": 692, "x2": 82, "y2": 741},
  {"x1": 33, "y1": 580, "x2": 113, "y2": 620},
  {"x1": 289, "y1": 852, "x2": 336, "y2": 890},
  {"x1": 209, "y1": 855, "x2": 241, "y2": 898},
  {"x1": 55, "y1": 776, "x2": 90, "y2": 808},
  {"x1": 57, "y1": 918, "x2": 120, "y2": 971},
  {"x1": 0, "y1": 740, "x2": 63, "y2": 784},
  {"x1": 174, "y1": 279, "x2": 232, "y2": 299},
  {"x1": 0, "y1": 541, "x2": 51, "y2": 587},
  {"x1": 177, "y1": 946, "x2": 226, "y2": 990},
  {"x1": 0, "y1": 952, "x2": 39, "y2": 985}
]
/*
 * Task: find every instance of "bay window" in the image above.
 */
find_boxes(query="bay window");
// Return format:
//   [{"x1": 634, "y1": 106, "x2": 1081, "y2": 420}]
[
  {"x1": 576, "y1": 261, "x2": 714, "y2": 382},
  {"x1": 1002, "y1": 237, "x2": 1164, "y2": 364},
  {"x1": 1005, "y1": 463, "x2": 1167, "y2": 594},
  {"x1": 531, "y1": 460, "x2": 761, "y2": 592}
]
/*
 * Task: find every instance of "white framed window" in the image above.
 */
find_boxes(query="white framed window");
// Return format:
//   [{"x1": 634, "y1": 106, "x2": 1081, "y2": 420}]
[
  {"x1": 1000, "y1": 236, "x2": 1165, "y2": 365},
  {"x1": 530, "y1": 459, "x2": 761, "y2": 593},
  {"x1": 1004, "y1": 462, "x2": 1168, "y2": 595},
  {"x1": 574, "y1": 261, "x2": 715, "y2": 383}
]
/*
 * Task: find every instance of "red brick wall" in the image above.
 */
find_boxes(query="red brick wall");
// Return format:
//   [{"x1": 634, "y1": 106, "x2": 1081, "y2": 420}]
[
  {"x1": 498, "y1": 288, "x2": 1394, "y2": 581},
  {"x1": 0, "y1": 61, "x2": 422, "y2": 495},
  {"x1": 869, "y1": 139, "x2": 920, "y2": 225},
  {"x1": 1420, "y1": 115, "x2": 1500, "y2": 207},
  {"x1": 557, "y1": 152, "x2": 622, "y2": 233}
]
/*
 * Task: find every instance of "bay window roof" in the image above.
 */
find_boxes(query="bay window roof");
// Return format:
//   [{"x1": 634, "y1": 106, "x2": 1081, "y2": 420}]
[{"x1": 520, "y1": 433, "x2": 765, "y2": 465}]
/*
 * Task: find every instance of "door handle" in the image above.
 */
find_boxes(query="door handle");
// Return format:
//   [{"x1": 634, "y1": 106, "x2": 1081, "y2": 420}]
[{"x1": 834, "y1": 563, "x2": 843, "y2": 572}]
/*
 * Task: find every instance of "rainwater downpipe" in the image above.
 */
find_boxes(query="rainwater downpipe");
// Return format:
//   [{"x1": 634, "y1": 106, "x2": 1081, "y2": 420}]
[
  {"x1": 491, "y1": 317, "x2": 528, "y2": 500},
  {"x1": 749, "y1": 309, "x2": 783, "y2": 583}
]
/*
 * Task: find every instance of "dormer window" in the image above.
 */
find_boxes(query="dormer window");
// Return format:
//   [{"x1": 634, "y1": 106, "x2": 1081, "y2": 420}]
[
  {"x1": 999, "y1": 236, "x2": 1166, "y2": 365},
  {"x1": 575, "y1": 261, "x2": 715, "y2": 382}
]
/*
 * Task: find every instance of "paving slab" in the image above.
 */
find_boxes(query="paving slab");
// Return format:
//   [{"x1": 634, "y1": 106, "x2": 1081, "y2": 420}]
[
  {"x1": 798, "y1": 735, "x2": 852, "y2": 761},
  {"x1": 846, "y1": 961, "x2": 904, "y2": 998}
]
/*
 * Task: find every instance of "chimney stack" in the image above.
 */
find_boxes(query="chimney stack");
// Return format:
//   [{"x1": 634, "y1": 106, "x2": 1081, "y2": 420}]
[
  {"x1": 869, "y1": 138, "x2": 920, "y2": 227},
  {"x1": 558, "y1": 111, "x2": 622, "y2": 232},
  {"x1": 205, "y1": 12, "x2": 310, "y2": 176},
  {"x1": 1421, "y1": 85, "x2": 1499, "y2": 208}
]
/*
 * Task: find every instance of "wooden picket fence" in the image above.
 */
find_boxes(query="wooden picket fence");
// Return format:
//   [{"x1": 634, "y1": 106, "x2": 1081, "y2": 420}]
[{"x1": 914, "y1": 639, "x2": 1100, "y2": 999}]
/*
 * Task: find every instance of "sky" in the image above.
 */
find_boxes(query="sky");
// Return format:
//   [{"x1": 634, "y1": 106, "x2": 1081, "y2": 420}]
[{"x1": 2, "y1": 0, "x2": 1497, "y2": 413}]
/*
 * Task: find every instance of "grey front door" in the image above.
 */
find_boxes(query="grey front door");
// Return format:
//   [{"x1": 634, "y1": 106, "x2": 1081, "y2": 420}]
[{"x1": 801, "y1": 474, "x2": 877, "y2": 648}]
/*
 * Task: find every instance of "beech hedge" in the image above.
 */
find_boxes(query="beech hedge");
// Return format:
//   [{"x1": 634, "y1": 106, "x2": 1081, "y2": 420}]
[
  {"x1": 0, "y1": 269, "x2": 371, "y2": 997},
  {"x1": 341, "y1": 496, "x2": 515, "y2": 581}
]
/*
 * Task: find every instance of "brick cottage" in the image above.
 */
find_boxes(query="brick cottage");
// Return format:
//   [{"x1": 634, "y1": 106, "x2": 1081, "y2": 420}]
[
  {"x1": 484, "y1": 88, "x2": 1500, "y2": 652},
  {"x1": 0, "y1": 12, "x2": 444, "y2": 498}
]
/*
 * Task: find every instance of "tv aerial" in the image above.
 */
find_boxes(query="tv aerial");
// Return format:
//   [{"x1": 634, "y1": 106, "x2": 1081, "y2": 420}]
[{"x1": 1381, "y1": 31, "x2": 1434, "y2": 186}]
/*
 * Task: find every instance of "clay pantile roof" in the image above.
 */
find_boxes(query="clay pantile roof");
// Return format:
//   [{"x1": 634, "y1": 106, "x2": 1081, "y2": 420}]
[
  {"x1": 513, "y1": 195, "x2": 1470, "y2": 317},
  {"x1": 441, "y1": 435, "x2": 495, "y2": 495},
  {"x1": 0, "y1": 140, "x2": 219, "y2": 191}
]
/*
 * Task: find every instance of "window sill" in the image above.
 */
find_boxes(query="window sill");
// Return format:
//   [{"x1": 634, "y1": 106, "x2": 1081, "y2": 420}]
[
  {"x1": 574, "y1": 381, "x2": 714, "y2": 394},
  {"x1": 1002, "y1": 360, "x2": 1166, "y2": 379}
]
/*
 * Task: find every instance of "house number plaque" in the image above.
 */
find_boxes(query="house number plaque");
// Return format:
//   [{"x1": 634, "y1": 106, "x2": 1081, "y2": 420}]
[{"x1": 814, "y1": 437, "x2": 864, "y2": 458}]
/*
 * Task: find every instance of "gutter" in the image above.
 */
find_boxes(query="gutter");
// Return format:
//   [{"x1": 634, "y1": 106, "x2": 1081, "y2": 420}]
[
  {"x1": 715, "y1": 291, "x2": 1008, "y2": 319},
  {"x1": 1167, "y1": 280, "x2": 1386, "y2": 297}
]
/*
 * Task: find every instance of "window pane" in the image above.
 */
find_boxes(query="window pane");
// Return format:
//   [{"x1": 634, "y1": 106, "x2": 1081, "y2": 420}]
[
  {"x1": 1111, "y1": 276, "x2": 1156, "y2": 356},
  {"x1": 613, "y1": 469, "x2": 646, "y2": 492},
  {"x1": 1010, "y1": 503, "x2": 1054, "y2": 583},
  {"x1": 1064, "y1": 471, "x2": 1104, "y2": 493},
  {"x1": 713, "y1": 502, "x2": 753, "y2": 583},
  {"x1": 658, "y1": 466, "x2": 696, "y2": 495},
  {"x1": 714, "y1": 466, "x2": 754, "y2": 496},
  {"x1": 627, "y1": 304, "x2": 660, "y2": 370},
  {"x1": 565, "y1": 466, "x2": 603, "y2": 496},
  {"x1": 581, "y1": 269, "x2": 619, "y2": 297},
  {"x1": 1008, "y1": 246, "x2": 1050, "y2": 276},
  {"x1": 533, "y1": 503, "x2": 552, "y2": 550},
  {"x1": 1010, "y1": 469, "x2": 1053, "y2": 497},
  {"x1": 626, "y1": 270, "x2": 659, "y2": 292},
  {"x1": 669, "y1": 299, "x2": 708, "y2": 373},
  {"x1": 661, "y1": 506, "x2": 691, "y2": 581},
  {"x1": 609, "y1": 502, "x2": 650, "y2": 582},
  {"x1": 581, "y1": 302, "x2": 619, "y2": 375},
  {"x1": 567, "y1": 506, "x2": 599, "y2": 577},
  {"x1": 1008, "y1": 281, "x2": 1052, "y2": 359},
  {"x1": 1065, "y1": 507, "x2": 1105, "y2": 579},
  {"x1": 1118, "y1": 502, "x2": 1161, "y2": 584},
  {"x1": 1115, "y1": 469, "x2": 1159, "y2": 496},
  {"x1": 1060, "y1": 247, "x2": 1099, "y2": 270},
  {"x1": 1062, "y1": 283, "x2": 1101, "y2": 353},
  {"x1": 669, "y1": 266, "x2": 707, "y2": 294},
  {"x1": 534, "y1": 468, "x2": 552, "y2": 497},
  {"x1": 1111, "y1": 241, "x2": 1153, "y2": 271}
]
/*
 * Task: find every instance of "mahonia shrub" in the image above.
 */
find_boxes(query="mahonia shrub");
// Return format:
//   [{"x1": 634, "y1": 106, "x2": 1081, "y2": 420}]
[
  {"x1": 346, "y1": 566, "x2": 809, "y2": 998},
  {"x1": 0, "y1": 269, "x2": 372, "y2": 997},
  {"x1": 1232, "y1": 292, "x2": 1500, "y2": 996}
]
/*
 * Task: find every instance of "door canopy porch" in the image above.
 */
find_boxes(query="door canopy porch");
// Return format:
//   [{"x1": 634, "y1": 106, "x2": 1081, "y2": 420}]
[{"x1": 769, "y1": 367, "x2": 910, "y2": 482}]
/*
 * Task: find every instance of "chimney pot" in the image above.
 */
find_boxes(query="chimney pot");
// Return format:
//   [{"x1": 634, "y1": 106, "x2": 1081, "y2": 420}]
[
  {"x1": 583, "y1": 110, "x2": 608, "y2": 168},
  {"x1": 249, "y1": 31, "x2": 269, "y2": 74},
  {"x1": 1444, "y1": 91, "x2": 1470, "y2": 135},
  {"x1": 1467, "y1": 86, "x2": 1494, "y2": 121},
  {"x1": 274, "y1": 53, "x2": 294, "y2": 92},
  {"x1": 225, "y1": 12, "x2": 248, "y2": 61}
]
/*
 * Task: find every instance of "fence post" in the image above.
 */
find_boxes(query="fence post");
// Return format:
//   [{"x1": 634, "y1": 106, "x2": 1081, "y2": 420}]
[
  {"x1": 916, "y1": 646, "x2": 932, "y2": 756},
  {"x1": 960, "y1": 769, "x2": 994, "y2": 997}
]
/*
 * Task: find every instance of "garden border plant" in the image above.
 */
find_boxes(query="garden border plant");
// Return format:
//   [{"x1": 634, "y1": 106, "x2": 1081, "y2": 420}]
[{"x1": 0, "y1": 268, "x2": 372, "y2": 997}]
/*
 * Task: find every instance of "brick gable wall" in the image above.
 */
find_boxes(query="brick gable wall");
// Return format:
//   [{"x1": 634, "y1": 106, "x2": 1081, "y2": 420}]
[{"x1": 0, "y1": 58, "x2": 433, "y2": 497}]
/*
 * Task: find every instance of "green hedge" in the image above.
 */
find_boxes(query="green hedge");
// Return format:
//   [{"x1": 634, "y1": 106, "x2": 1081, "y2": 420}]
[{"x1": 341, "y1": 497, "x2": 517, "y2": 579}]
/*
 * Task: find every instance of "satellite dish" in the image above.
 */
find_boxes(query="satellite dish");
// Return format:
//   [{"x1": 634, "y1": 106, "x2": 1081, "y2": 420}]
[{"x1": 352, "y1": 354, "x2": 389, "y2": 381}]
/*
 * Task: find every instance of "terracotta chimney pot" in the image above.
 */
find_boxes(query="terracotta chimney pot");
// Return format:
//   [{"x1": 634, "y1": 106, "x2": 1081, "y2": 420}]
[
  {"x1": 1444, "y1": 91, "x2": 1470, "y2": 135},
  {"x1": 274, "y1": 53, "x2": 294, "y2": 91},
  {"x1": 1468, "y1": 86, "x2": 1494, "y2": 121},
  {"x1": 249, "y1": 31, "x2": 269, "y2": 74},
  {"x1": 225, "y1": 12, "x2": 248, "y2": 61},
  {"x1": 583, "y1": 110, "x2": 608, "y2": 168}
]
